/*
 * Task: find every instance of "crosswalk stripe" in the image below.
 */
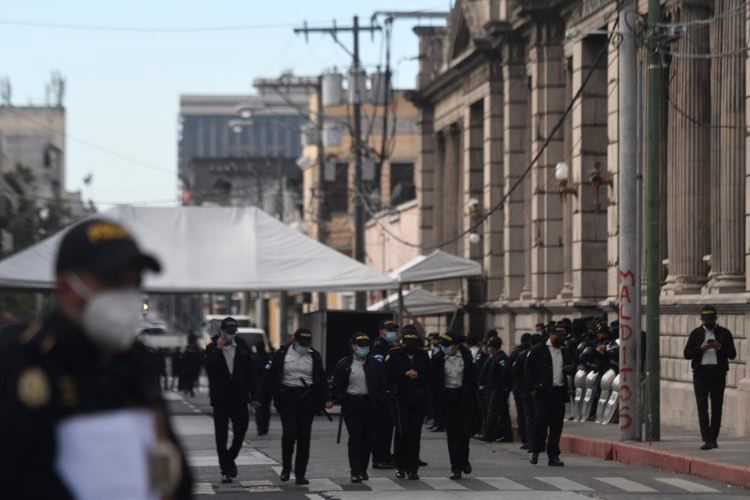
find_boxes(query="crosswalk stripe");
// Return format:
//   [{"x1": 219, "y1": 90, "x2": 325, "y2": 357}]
[
  {"x1": 192, "y1": 482, "x2": 214, "y2": 495},
  {"x1": 365, "y1": 477, "x2": 405, "y2": 491},
  {"x1": 536, "y1": 477, "x2": 593, "y2": 491},
  {"x1": 654, "y1": 477, "x2": 720, "y2": 493},
  {"x1": 420, "y1": 477, "x2": 468, "y2": 490},
  {"x1": 594, "y1": 477, "x2": 656, "y2": 492},
  {"x1": 476, "y1": 477, "x2": 529, "y2": 490},
  {"x1": 306, "y1": 478, "x2": 343, "y2": 491}
]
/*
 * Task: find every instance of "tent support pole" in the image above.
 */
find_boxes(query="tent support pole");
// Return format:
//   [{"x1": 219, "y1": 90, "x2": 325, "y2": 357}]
[{"x1": 397, "y1": 285, "x2": 405, "y2": 327}]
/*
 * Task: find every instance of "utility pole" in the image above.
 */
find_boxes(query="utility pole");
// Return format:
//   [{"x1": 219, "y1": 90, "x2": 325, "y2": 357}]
[
  {"x1": 618, "y1": 0, "x2": 641, "y2": 441},
  {"x1": 295, "y1": 17, "x2": 381, "y2": 311},
  {"x1": 645, "y1": 0, "x2": 662, "y2": 441}
]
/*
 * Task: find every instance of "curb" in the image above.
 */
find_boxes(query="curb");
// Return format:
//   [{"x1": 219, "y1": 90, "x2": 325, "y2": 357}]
[{"x1": 557, "y1": 432, "x2": 750, "y2": 489}]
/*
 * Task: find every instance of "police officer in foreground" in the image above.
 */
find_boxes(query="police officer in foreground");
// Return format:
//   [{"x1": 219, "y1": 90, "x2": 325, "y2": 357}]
[
  {"x1": 385, "y1": 325, "x2": 430, "y2": 480},
  {"x1": 525, "y1": 324, "x2": 574, "y2": 466},
  {"x1": 431, "y1": 333, "x2": 477, "y2": 480},
  {"x1": 0, "y1": 218, "x2": 191, "y2": 499},
  {"x1": 684, "y1": 305, "x2": 737, "y2": 450},
  {"x1": 253, "y1": 328, "x2": 332, "y2": 484},
  {"x1": 204, "y1": 316, "x2": 256, "y2": 483},
  {"x1": 370, "y1": 319, "x2": 399, "y2": 468},
  {"x1": 332, "y1": 333, "x2": 381, "y2": 483}
]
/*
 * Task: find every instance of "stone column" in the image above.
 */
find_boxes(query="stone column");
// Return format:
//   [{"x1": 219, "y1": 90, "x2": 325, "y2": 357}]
[
  {"x1": 663, "y1": 0, "x2": 711, "y2": 295},
  {"x1": 416, "y1": 105, "x2": 437, "y2": 248},
  {"x1": 607, "y1": 17, "x2": 620, "y2": 300},
  {"x1": 484, "y1": 83, "x2": 505, "y2": 301},
  {"x1": 708, "y1": 0, "x2": 746, "y2": 292},
  {"x1": 503, "y1": 41, "x2": 528, "y2": 300},
  {"x1": 528, "y1": 20, "x2": 565, "y2": 299},
  {"x1": 464, "y1": 103, "x2": 485, "y2": 263}
]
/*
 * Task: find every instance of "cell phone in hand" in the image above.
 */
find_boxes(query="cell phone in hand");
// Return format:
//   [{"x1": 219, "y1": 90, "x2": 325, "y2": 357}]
[{"x1": 707, "y1": 339, "x2": 716, "y2": 345}]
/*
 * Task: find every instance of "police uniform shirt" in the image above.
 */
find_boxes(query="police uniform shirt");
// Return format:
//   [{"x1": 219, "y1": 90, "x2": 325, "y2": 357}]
[
  {"x1": 444, "y1": 352, "x2": 464, "y2": 389},
  {"x1": 222, "y1": 340, "x2": 237, "y2": 375},
  {"x1": 701, "y1": 327, "x2": 718, "y2": 366},
  {"x1": 347, "y1": 358, "x2": 368, "y2": 395},
  {"x1": 547, "y1": 339, "x2": 564, "y2": 387},
  {"x1": 281, "y1": 346, "x2": 313, "y2": 387}
]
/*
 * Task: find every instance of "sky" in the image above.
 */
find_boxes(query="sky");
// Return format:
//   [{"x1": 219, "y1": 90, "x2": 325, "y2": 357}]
[{"x1": 0, "y1": 1, "x2": 449, "y2": 208}]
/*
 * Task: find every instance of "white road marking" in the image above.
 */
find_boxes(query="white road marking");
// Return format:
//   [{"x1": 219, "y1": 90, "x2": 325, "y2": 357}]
[
  {"x1": 306, "y1": 478, "x2": 343, "y2": 491},
  {"x1": 420, "y1": 477, "x2": 468, "y2": 490},
  {"x1": 365, "y1": 477, "x2": 405, "y2": 490},
  {"x1": 654, "y1": 477, "x2": 720, "y2": 493},
  {"x1": 536, "y1": 477, "x2": 593, "y2": 491},
  {"x1": 192, "y1": 482, "x2": 214, "y2": 495},
  {"x1": 476, "y1": 477, "x2": 530, "y2": 490},
  {"x1": 594, "y1": 477, "x2": 656, "y2": 492}
]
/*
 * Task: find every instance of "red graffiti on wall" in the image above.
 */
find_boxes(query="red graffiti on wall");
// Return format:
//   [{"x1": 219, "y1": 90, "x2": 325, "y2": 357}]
[{"x1": 618, "y1": 268, "x2": 635, "y2": 431}]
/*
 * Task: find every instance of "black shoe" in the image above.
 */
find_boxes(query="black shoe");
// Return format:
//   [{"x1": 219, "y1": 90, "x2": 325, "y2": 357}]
[
  {"x1": 228, "y1": 459, "x2": 238, "y2": 478},
  {"x1": 462, "y1": 463, "x2": 472, "y2": 475},
  {"x1": 395, "y1": 469, "x2": 406, "y2": 479},
  {"x1": 418, "y1": 459, "x2": 428, "y2": 467},
  {"x1": 295, "y1": 477, "x2": 310, "y2": 485},
  {"x1": 407, "y1": 472, "x2": 420, "y2": 480},
  {"x1": 450, "y1": 472, "x2": 462, "y2": 480},
  {"x1": 520, "y1": 443, "x2": 529, "y2": 450},
  {"x1": 279, "y1": 470, "x2": 291, "y2": 482},
  {"x1": 548, "y1": 457, "x2": 565, "y2": 467},
  {"x1": 221, "y1": 474, "x2": 233, "y2": 484},
  {"x1": 529, "y1": 453, "x2": 539, "y2": 465},
  {"x1": 495, "y1": 436, "x2": 513, "y2": 443},
  {"x1": 351, "y1": 474, "x2": 362, "y2": 483},
  {"x1": 360, "y1": 472, "x2": 369, "y2": 481},
  {"x1": 700, "y1": 442, "x2": 713, "y2": 450},
  {"x1": 711, "y1": 441, "x2": 719, "y2": 448},
  {"x1": 373, "y1": 462, "x2": 396, "y2": 469}
]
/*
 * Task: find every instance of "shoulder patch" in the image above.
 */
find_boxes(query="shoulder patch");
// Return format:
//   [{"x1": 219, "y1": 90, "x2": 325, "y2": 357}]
[
  {"x1": 17, "y1": 366, "x2": 51, "y2": 408},
  {"x1": 264, "y1": 361, "x2": 273, "y2": 369},
  {"x1": 373, "y1": 354, "x2": 384, "y2": 362}
]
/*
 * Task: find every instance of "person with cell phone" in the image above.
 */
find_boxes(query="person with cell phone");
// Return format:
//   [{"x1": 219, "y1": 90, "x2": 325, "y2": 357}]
[{"x1": 683, "y1": 305, "x2": 737, "y2": 450}]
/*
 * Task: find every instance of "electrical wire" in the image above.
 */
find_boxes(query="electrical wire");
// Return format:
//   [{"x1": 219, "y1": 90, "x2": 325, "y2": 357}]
[{"x1": 0, "y1": 18, "x2": 339, "y2": 33}]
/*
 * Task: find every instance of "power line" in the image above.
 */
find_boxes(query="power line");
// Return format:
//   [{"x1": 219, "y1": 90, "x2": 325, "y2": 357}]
[
  {"x1": 356, "y1": 19, "x2": 620, "y2": 250},
  {"x1": 0, "y1": 18, "x2": 338, "y2": 33}
]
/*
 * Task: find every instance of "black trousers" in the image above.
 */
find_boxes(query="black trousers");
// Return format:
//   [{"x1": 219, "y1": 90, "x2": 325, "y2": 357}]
[
  {"x1": 344, "y1": 395, "x2": 374, "y2": 475},
  {"x1": 693, "y1": 368, "x2": 726, "y2": 443},
  {"x1": 523, "y1": 394, "x2": 536, "y2": 451},
  {"x1": 495, "y1": 389, "x2": 513, "y2": 441},
  {"x1": 212, "y1": 403, "x2": 250, "y2": 474},
  {"x1": 390, "y1": 396, "x2": 426, "y2": 474},
  {"x1": 255, "y1": 402, "x2": 271, "y2": 435},
  {"x1": 277, "y1": 387, "x2": 317, "y2": 477},
  {"x1": 532, "y1": 386, "x2": 566, "y2": 459},
  {"x1": 513, "y1": 390, "x2": 527, "y2": 445},
  {"x1": 444, "y1": 389, "x2": 472, "y2": 472},
  {"x1": 371, "y1": 401, "x2": 394, "y2": 463}
]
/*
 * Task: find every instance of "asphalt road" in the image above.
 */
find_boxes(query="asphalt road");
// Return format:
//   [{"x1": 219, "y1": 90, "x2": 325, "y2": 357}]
[{"x1": 166, "y1": 391, "x2": 748, "y2": 499}]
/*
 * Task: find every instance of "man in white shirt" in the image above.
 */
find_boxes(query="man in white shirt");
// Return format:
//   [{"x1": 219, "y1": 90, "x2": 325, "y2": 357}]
[{"x1": 524, "y1": 324, "x2": 572, "y2": 467}]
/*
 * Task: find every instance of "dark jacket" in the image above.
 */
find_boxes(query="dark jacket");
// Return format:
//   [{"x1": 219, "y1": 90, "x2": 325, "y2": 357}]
[
  {"x1": 430, "y1": 346, "x2": 478, "y2": 411},
  {"x1": 524, "y1": 341, "x2": 574, "y2": 396},
  {"x1": 385, "y1": 346, "x2": 431, "y2": 403},
  {"x1": 504, "y1": 345, "x2": 527, "y2": 392},
  {"x1": 683, "y1": 325, "x2": 736, "y2": 373},
  {"x1": 204, "y1": 336, "x2": 256, "y2": 407},
  {"x1": 0, "y1": 312, "x2": 192, "y2": 500},
  {"x1": 486, "y1": 350, "x2": 508, "y2": 390},
  {"x1": 256, "y1": 343, "x2": 329, "y2": 410},
  {"x1": 331, "y1": 355, "x2": 382, "y2": 406}
]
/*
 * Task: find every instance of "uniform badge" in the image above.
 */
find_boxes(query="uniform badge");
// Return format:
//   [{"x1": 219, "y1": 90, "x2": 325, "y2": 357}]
[{"x1": 17, "y1": 367, "x2": 51, "y2": 408}]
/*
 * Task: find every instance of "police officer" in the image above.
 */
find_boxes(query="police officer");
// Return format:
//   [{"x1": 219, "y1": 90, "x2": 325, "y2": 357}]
[
  {"x1": 684, "y1": 305, "x2": 737, "y2": 450},
  {"x1": 205, "y1": 316, "x2": 256, "y2": 483},
  {"x1": 0, "y1": 218, "x2": 191, "y2": 499},
  {"x1": 370, "y1": 319, "x2": 399, "y2": 468},
  {"x1": 525, "y1": 324, "x2": 574, "y2": 466},
  {"x1": 253, "y1": 328, "x2": 333, "y2": 485},
  {"x1": 432, "y1": 333, "x2": 477, "y2": 480},
  {"x1": 488, "y1": 337, "x2": 513, "y2": 442},
  {"x1": 332, "y1": 333, "x2": 382, "y2": 483},
  {"x1": 386, "y1": 325, "x2": 430, "y2": 480},
  {"x1": 505, "y1": 333, "x2": 533, "y2": 449}
]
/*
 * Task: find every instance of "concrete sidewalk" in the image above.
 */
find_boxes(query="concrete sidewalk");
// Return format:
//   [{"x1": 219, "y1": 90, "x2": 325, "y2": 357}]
[{"x1": 549, "y1": 420, "x2": 750, "y2": 489}]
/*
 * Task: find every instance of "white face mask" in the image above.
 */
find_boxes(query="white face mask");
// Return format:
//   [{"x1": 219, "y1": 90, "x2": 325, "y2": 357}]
[{"x1": 66, "y1": 273, "x2": 143, "y2": 352}]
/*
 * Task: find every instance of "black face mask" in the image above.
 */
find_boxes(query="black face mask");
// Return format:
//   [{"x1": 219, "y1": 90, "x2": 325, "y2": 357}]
[
  {"x1": 404, "y1": 344, "x2": 419, "y2": 353},
  {"x1": 551, "y1": 337, "x2": 564, "y2": 348},
  {"x1": 704, "y1": 321, "x2": 716, "y2": 330}
]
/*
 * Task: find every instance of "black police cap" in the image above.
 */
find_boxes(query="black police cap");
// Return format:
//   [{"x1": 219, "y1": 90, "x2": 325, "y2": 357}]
[
  {"x1": 350, "y1": 333, "x2": 371, "y2": 346},
  {"x1": 56, "y1": 218, "x2": 161, "y2": 279},
  {"x1": 221, "y1": 317, "x2": 238, "y2": 330}
]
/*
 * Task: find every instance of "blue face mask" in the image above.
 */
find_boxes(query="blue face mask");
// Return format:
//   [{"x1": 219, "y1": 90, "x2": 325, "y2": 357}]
[
  {"x1": 226, "y1": 333, "x2": 237, "y2": 343},
  {"x1": 385, "y1": 331, "x2": 398, "y2": 344},
  {"x1": 295, "y1": 345, "x2": 311, "y2": 355},
  {"x1": 441, "y1": 344, "x2": 453, "y2": 355},
  {"x1": 355, "y1": 347, "x2": 370, "y2": 358}
]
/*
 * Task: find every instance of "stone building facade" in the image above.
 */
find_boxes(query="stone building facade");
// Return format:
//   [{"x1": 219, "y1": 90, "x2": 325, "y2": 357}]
[{"x1": 410, "y1": 0, "x2": 750, "y2": 436}]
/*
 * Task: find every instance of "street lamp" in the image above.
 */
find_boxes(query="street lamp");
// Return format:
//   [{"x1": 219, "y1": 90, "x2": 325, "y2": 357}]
[{"x1": 555, "y1": 161, "x2": 578, "y2": 198}]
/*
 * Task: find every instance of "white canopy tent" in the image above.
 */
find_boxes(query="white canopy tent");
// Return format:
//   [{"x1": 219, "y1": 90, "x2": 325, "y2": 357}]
[
  {"x1": 368, "y1": 287, "x2": 459, "y2": 316},
  {"x1": 389, "y1": 250, "x2": 482, "y2": 283},
  {"x1": 0, "y1": 206, "x2": 396, "y2": 292}
]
